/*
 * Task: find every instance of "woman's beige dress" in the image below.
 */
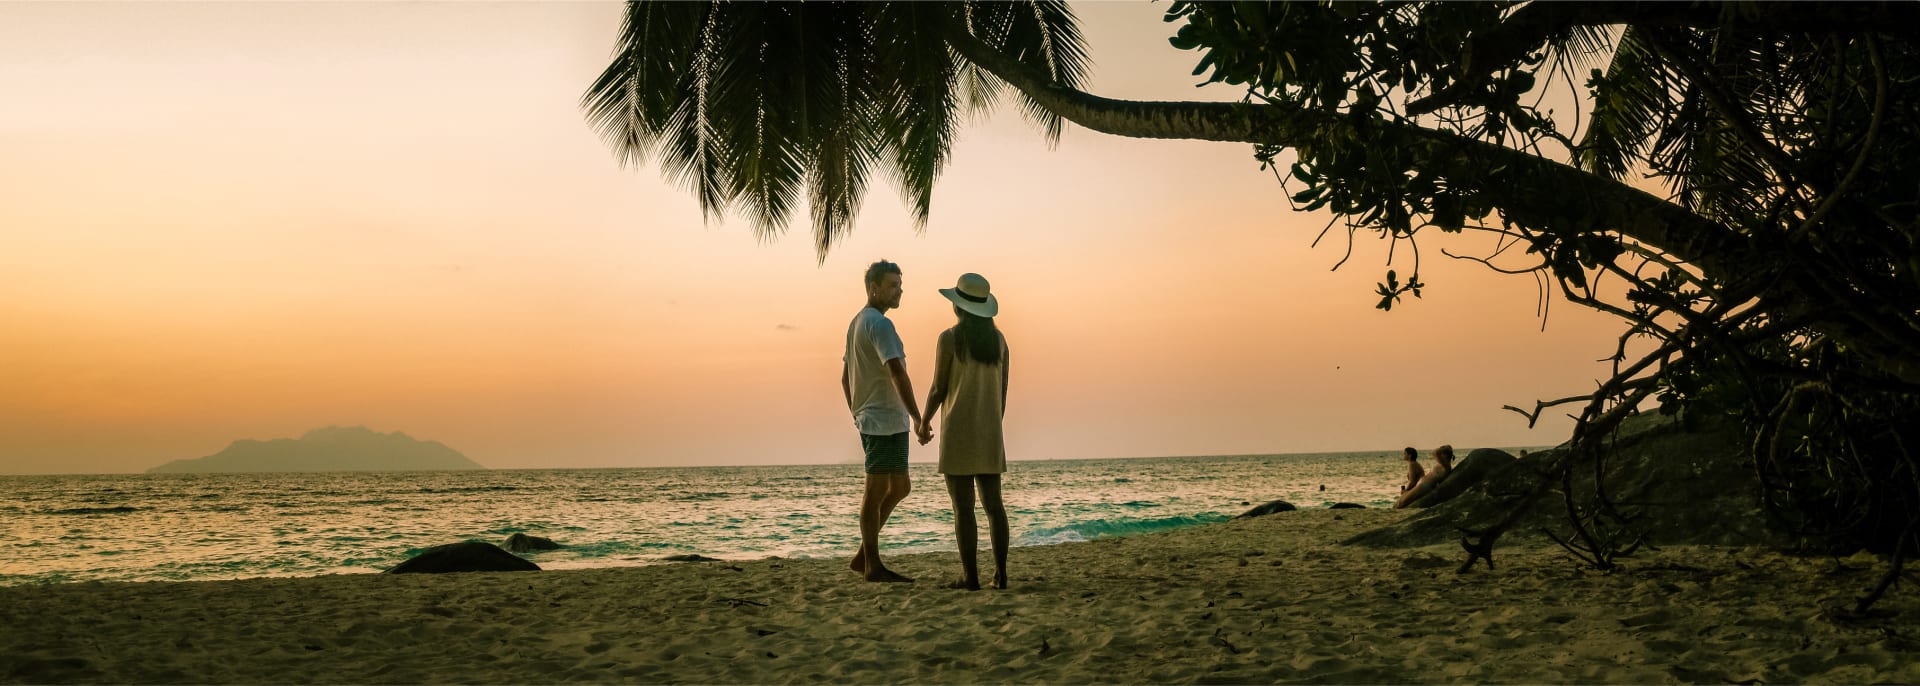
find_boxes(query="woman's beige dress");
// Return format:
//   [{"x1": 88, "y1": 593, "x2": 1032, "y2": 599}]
[{"x1": 938, "y1": 332, "x2": 1007, "y2": 476}]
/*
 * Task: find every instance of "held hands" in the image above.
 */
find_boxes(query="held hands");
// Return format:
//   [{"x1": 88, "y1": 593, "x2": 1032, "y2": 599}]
[{"x1": 914, "y1": 418, "x2": 935, "y2": 446}]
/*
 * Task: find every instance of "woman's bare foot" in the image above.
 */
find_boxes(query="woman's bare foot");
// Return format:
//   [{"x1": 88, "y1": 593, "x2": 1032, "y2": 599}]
[
  {"x1": 945, "y1": 577, "x2": 981, "y2": 591},
  {"x1": 850, "y1": 549, "x2": 866, "y2": 574},
  {"x1": 989, "y1": 571, "x2": 1008, "y2": 589}
]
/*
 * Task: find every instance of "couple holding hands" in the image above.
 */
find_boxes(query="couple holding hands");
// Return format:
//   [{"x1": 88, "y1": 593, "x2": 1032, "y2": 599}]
[{"x1": 841, "y1": 260, "x2": 1010, "y2": 590}]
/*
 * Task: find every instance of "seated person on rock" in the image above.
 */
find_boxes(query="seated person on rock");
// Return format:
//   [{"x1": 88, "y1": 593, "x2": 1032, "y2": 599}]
[
  {"x1": 1393, "y1": 444, "x2": 1455, "y2": 509},
  {"x1": 1398, "y1": 446, "x2": 1424, "y2": 494}
]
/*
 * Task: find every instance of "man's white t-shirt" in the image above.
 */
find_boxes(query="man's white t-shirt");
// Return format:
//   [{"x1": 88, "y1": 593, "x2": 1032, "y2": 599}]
[{"x1": 845, "y1": 306, "x2": 911, "y2": 436}]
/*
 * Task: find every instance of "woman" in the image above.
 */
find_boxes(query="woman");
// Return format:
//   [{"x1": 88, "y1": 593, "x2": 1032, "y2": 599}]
[
  {"x1": 919, "y1": 272, "x2": 1010, "y2": 591},
  {"x1": 1393, "y1": 444, "x2": 1454, "y2": 509},
  {"x1": 1399, "y1": 447, "x2": 1424, "y2": 494}
]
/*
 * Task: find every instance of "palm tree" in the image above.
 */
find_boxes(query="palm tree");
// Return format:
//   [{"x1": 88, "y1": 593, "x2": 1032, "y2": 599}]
[{"x1": 582, "y1": 0, "x2": 1919, "y2": 383}]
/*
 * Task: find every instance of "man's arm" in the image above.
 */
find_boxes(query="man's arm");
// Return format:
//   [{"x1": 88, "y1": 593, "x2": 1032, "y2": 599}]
[
  {"x1": 842, "y1": 361, "x2": 852, "y2": 411},
  {"x1": 885, "y1": 357, "x2": 923, "y2": 435}
]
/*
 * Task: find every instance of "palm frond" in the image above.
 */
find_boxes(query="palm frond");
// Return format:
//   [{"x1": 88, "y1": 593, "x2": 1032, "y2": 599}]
[
  {"x1": 801, "y1": 5, "x2": 885, "y2": 259},
  {"x1": 965, "y1": 0, "x2": 1091, "y2": 145},
  {"x1": 1551, "y1": 24, "x2": 1619, "y2": 75},
  {"x1": 1575, "y1": 26, "x2": 1671, "y2": 181},
  {"x1": 1638, "y1": 27, "x2": 1784, "y2": 227},
  {"x1": 869, "y1": 3, "x2": 962, "y2": 229},
  {"x1": 708, "y1": 3, "x2": 809, "y2": 236},
  {"x1": 580, "y1": 2, "x2": 708, "y2": 168},
  {"x1": 583, "y1": 0, "x2": 1088, "y2": 257},
  {"x1": 958, "y1": 63, "x2": 1006, "y2": 114}
]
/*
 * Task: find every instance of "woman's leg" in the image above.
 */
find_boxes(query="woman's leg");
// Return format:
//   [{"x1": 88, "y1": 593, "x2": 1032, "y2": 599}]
[
  {"x1": 976, "y1": 474, "x2": 1009, "y2": 589},
  {"x1": 944, "y1": 474, "x2": 980, "y2": 590},
  {"x1": 1394, "y1": 478, "x2": 1431, "y2": 509}
]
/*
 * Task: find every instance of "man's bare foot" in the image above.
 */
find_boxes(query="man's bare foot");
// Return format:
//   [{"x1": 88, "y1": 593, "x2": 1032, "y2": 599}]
[
  {"x1": 864, "y1": 567, "x2": 914, "y2": 583},
  {"x1": 850, "y1": 549, "x2": 866, "y2": 574},
  {"x1": 989, "y1": 571, "x2": 1008, "y2": 589}
]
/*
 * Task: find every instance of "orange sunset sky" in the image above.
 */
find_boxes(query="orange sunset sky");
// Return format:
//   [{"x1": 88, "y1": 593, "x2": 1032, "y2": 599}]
[{"x1": 1, "y1": 2, "x2": 1630, "y2": 475}]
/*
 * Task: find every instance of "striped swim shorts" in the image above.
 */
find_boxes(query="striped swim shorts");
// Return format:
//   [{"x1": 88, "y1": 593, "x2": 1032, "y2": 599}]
[{"x1": 860, "y1": 432, "x2": 910, "y2": 475}]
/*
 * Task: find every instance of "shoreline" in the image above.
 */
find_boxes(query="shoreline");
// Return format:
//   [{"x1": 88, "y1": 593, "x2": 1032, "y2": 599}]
[
  {"x1": 4, "y1": 509, "x2": 1915, "y2": 683},
  {"x1": 2, "y1": 454, "x2": 1404, "y2": 588}
]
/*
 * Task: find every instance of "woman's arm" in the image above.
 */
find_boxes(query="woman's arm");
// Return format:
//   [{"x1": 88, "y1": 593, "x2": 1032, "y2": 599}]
[
  {"x1": 920, "y1": 330, "x2": 954, "y2": 443},
  {"x1": 1000, "y1": 336, "x2": 1010, "y2": 418}
]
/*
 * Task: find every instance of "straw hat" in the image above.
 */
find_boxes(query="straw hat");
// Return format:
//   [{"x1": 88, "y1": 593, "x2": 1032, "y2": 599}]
[{"x1": 939, "y1": 272, "x2": 998, "y2": 318}]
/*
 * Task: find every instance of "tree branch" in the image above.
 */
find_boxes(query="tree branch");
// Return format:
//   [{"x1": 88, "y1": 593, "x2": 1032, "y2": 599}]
[{"x1": 1506, "y1": 393, "x2": 1618, "y2": 429}]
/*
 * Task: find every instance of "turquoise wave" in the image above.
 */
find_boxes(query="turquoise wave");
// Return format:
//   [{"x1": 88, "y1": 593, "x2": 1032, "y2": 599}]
[{"x1": 1015, "y1": 512, "x2": 1230, "y2": 546}]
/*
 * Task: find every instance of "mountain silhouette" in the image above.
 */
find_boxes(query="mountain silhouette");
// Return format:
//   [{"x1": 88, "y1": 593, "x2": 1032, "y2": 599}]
[{"x1": 148, "y1": 426, "x2": 485, "y2": 473}]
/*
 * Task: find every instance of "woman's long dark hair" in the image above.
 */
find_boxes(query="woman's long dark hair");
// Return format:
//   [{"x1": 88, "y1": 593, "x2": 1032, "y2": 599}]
[{"x1": 953, "y1": 306, "x2": 1001, "y2": 364}]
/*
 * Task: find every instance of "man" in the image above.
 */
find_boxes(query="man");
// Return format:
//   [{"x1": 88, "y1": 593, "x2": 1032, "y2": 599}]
[{"x1": 842, "y1": 259, "x2": 925, "y2": 583}]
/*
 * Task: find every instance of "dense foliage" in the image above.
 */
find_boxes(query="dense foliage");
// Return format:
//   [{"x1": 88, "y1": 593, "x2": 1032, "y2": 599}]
[{"x1": 1165, "y1": 1, "x2": 1920, "y2": 558}]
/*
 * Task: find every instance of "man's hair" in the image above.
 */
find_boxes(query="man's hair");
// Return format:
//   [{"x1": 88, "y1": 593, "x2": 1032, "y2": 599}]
[{"x1": 864, "y1": 260, "x2": 901, "y2": 288}]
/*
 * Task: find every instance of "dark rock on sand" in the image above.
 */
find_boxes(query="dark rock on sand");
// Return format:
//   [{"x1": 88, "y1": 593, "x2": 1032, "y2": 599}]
[
  {"x1": 504, "y1": 533, "x2": 562, "y2": 552},
  {"x1": 1328, "y1": 502, "x2": 1366, "y2": 510},
  {"x1": 664, "y1": 554, "x2": 724, "y2": 562},
  {"x1": 1234, "y1": 499, "x2": 1296, "y2": 519},
  {"x1": 1347, "y1": 412, "x2": 1790, "y2": 548},
  {"x1": 386, "y1": 541, "x2": 539, "y2": 574},
  {"x1": 1405, "y1": 448, "x2": 1522, "y2": 508},
  {"x1": 47, "y1": 506, "x2": 141, "y2": 515}
]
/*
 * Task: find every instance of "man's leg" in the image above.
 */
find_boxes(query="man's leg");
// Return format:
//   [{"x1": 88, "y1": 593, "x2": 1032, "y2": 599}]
[
  {"x1": 860, "y1": 471, "x2": 912, "y2": 582},
  {"x1": 853, "y1": 432, "x2": 906, "y2": 576},
  {"x1": 879, "y1": 471, "x2": 911, "y2": 525},
  {"x1": 853, "y1": 431, "x2": 913, "y2": 583},
  {"x1": 945, "y1": 474, "x2": 980, "y2": 590},
  {"x1": 977, "y1": 474, "x2": 1010, "y2": 589},
  {"x1": 852, "y1": 473, "x2": 880, "y2": 574},
  {"x1": 855, "y1": 473, "x2": 893, "y2": 577}
]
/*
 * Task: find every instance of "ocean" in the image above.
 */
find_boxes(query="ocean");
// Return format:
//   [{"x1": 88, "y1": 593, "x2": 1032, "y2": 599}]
[{"x1": 1, "y1": 452, "x2": 1409, "y2": 586}]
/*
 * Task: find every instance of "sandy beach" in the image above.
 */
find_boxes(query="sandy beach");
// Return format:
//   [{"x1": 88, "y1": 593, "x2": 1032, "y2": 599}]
[{"x1": 4, "y1": 509, "x2": 1915, "y2": 684}]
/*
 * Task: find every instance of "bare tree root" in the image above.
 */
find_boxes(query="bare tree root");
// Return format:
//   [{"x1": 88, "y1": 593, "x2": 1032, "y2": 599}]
[{"x1": 1855, "y1": 533, "x2": 1910, "y2": 615}]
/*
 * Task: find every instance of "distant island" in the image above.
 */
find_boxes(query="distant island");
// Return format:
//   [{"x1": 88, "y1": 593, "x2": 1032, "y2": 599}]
[{"x1": 148, "y1": 426, "x2": 486, "y2": 474}]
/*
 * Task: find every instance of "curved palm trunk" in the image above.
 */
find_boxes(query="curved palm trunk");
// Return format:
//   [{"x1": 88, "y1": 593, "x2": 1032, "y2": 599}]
[
  {"x1": 945, "y1": 28, "x2": 1747, "y2": 281},
  {"x1": 945, "y1": 27, "x2": 1920, "y2": 385}
]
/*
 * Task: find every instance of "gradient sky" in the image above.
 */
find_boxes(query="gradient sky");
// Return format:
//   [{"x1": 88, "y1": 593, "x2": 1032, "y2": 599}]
[{"x1": 0, "y1": 2, "x2": 1631, "y2": 474}]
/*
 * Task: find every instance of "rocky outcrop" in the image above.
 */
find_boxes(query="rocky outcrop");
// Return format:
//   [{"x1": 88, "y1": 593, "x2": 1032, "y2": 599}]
[
  {"x1": 1347, "y1": 413, "x2": 1789, "y2": 548},
  {"x1": 1234, "y1": 499, "x2": 1297, "y2": 519},
  {"x1": 504, "y1": 534, "x2": 561, "y2": 553},
  {"x1": 1328, "y1": 502, "x2": 1367, "y2": 510},
  {"x1": 385, "y1": 541, "x2": 539, "y2": 574}
]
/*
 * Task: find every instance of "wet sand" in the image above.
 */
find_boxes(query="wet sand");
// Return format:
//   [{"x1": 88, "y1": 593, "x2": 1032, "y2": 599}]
[{"x1": 3, "y1": 509, "x2": 1915, "y2": 684}]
